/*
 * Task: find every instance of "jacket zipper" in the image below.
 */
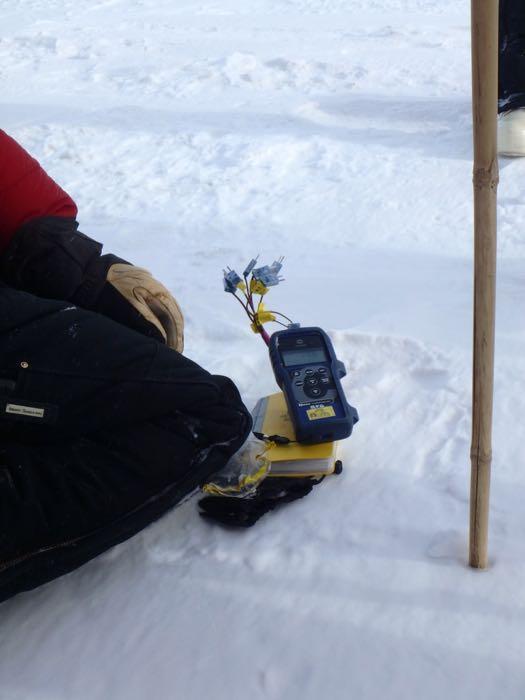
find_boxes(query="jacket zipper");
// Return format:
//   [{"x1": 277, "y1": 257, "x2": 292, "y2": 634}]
[{"x1": 0, "y1": 533, "x2": 90, "y2": 573}]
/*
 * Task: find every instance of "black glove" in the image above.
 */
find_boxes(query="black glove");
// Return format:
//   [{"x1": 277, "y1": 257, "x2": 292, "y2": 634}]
[{"x1": 198, "y1": 476, "x2": 324, "y2": 527}]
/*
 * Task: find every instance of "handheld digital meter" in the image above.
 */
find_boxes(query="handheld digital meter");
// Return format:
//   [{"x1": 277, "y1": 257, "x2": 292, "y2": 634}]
[
  {"x1": 269, "y1": 327, "x2": 359, "y2": 444},
  {"x1": 222, "y1": 257, "x2": 359, "y2": 446}
]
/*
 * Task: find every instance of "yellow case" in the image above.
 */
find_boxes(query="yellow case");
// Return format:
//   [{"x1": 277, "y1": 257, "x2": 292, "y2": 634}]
[{"x1": 252, "y1": 392, "x2": 339, "y2": 477}]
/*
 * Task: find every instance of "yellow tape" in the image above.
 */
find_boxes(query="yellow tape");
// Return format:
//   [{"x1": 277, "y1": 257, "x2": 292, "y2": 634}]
[
  {"x1": 250, "y1": 279, "x2": 268, "y2": 295},
  {"x1": 250, "y1": 309, "x2": 276, "y2": 333},
  {"x1": 202, "y1": 450, "x2": 271, "y2": 496}
]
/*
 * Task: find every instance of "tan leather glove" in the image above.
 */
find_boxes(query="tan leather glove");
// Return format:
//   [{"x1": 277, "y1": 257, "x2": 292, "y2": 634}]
[{"x1": 107, "y1": 264, "x2": 184, "y2": 352}]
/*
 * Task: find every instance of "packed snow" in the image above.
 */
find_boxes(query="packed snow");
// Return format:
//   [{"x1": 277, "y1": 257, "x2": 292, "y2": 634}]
[{"x1": 2, "y1": 0, "x2": 525, "y2": 698}]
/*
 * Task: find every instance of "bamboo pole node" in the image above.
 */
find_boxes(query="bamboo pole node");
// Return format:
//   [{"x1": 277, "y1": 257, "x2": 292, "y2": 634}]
[{"x1": 473, "y1": 164, "x2": 499, "y2": 191}]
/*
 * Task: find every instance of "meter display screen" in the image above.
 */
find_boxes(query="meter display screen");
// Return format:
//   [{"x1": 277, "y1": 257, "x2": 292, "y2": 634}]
[{"x1": 281, "y1": 347, "x2": 327, "y2": 367}]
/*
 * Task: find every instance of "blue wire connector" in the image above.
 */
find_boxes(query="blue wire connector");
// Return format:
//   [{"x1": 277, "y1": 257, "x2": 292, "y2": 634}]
[
  {"x1": 223, "y1": 267, "x2": 243, "y2": 293},
  {"x1": 252, "y1": 263, "x2": 284, "y2": 288},
  {"x1": 269, "y1": 257, "x2": 284, "y2": 275},
  {"x1": 243, "y1": 256, "x2": 259, "y2": 278}
]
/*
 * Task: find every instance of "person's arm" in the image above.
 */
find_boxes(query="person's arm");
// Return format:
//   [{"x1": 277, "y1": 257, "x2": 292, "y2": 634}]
[{"x1": 0, "y1": 130, "x2": 184, "y2": 351}]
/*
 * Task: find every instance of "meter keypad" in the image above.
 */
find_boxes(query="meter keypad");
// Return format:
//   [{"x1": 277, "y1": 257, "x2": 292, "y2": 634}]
[{"x1": 288, "y1": 366, "x2": 336, "y2": 402}]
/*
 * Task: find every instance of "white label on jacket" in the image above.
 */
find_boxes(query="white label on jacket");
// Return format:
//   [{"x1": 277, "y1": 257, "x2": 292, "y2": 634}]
[{"x1": 6, "y1": 403, "x2": 45, "y2": 418}]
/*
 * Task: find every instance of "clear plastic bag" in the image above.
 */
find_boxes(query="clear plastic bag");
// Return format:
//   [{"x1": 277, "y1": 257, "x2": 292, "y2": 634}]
[{"x1": 202, "y1": 436, "x2": 271, "y2": 498}]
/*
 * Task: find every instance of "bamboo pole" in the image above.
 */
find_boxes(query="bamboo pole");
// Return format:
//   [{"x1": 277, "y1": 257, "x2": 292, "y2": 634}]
[{"x1": 469, "y1": 0, "x2": 499, "y2": 569}]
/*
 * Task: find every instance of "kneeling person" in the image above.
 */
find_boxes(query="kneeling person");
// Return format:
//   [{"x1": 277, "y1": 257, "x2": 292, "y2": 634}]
[{"x1": 0, "y1": 129, "x2": 251, "y2": 603}]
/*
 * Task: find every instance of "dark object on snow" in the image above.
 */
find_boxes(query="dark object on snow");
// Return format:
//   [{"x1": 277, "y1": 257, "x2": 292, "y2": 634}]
[
  {"x1": 499, "y1": 0, "x2": 525, "y2": 112},
  {"x1": 0, "y1": 286, "x2": 252, "y2": 603},
  {"x1": 198, "y1": 476, "x2": 324, "y2": 527}
]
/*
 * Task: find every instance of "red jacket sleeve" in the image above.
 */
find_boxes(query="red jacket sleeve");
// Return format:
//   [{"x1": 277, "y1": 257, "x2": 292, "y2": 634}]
[{"x1": 0, "y1": 129, "x2": 78, "y2": 253}]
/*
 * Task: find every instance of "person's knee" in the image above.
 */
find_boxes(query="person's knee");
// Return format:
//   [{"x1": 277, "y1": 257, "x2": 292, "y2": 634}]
[{"x1": 190, "y1": 374, "x2": 252, "y2": 455}]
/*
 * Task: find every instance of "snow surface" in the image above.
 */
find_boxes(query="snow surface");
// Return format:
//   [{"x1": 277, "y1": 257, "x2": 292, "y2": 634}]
[{"x1": 2, "y1": 1, "x2": 525, "y2": 698}]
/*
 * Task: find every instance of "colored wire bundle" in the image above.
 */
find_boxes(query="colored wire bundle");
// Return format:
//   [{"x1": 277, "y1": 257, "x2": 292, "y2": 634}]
[{"x1": 223, "y1": 256, "x2": 296, "y2": 346}]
